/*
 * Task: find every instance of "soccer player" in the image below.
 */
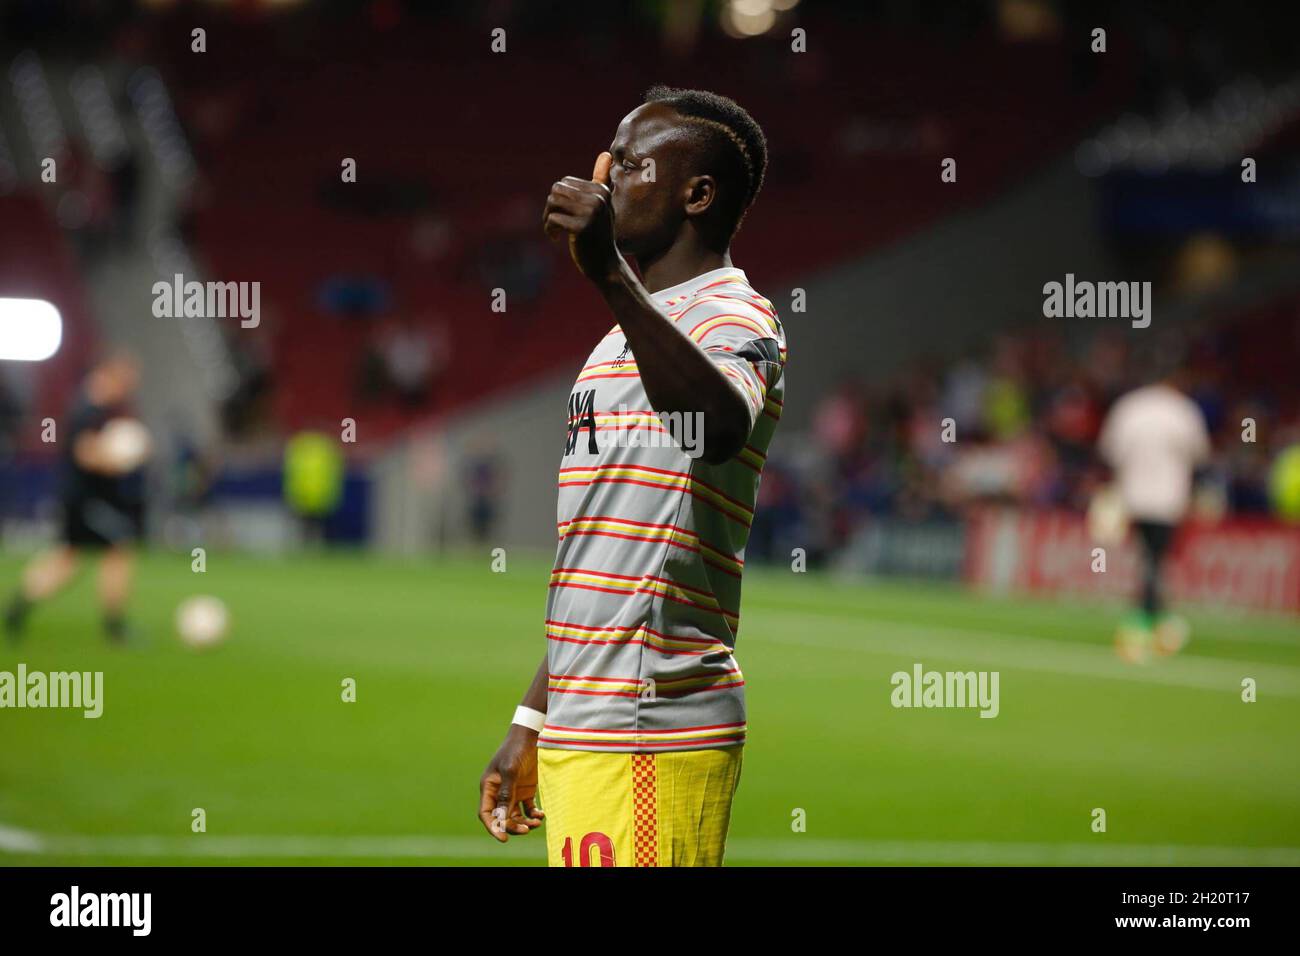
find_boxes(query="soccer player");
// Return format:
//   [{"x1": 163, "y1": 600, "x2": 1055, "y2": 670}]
[
  {"x1": 1098, "y1": 369, "x2": 1210, "y2": 662},
  {"x1": 4, "y1": 351, "x2": 147, "y2": 645},
  {"x1": 478, "y1": 87, "x2": 784, "y2": 866}
]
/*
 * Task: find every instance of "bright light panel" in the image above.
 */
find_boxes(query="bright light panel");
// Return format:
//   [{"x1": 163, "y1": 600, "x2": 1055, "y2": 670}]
[{"x1": 0, "y1": 297, "x2": 63, "y2": 361}]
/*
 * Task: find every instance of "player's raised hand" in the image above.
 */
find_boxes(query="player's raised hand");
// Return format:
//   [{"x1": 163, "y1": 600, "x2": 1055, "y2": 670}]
[
  {"x1": 543, "y1": 151, "x2": 621, "y2": 282},
  {"x1": 477, "y1": 725, "x2": 545, "y2": 842}
]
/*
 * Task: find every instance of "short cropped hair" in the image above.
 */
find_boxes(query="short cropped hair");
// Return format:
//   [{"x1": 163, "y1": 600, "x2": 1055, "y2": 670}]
[{"x1": 644, "y1": 85, "x2": 768, "y2": 238}]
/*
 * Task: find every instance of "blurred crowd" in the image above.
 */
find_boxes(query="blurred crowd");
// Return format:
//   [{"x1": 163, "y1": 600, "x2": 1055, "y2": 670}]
[{"x1": 749, "y1": 309, "x2": 1300, "y2": 565}]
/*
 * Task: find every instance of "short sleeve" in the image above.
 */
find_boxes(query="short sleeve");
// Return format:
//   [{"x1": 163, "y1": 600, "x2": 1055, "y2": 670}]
[{"x1": 679, "y1": 294, "x2": 785, "y2": 431}]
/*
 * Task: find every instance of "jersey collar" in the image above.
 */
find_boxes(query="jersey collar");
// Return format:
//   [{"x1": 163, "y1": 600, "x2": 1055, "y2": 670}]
[{"x1": 650, "y1": 266, "x2": 748, "y2": 304}]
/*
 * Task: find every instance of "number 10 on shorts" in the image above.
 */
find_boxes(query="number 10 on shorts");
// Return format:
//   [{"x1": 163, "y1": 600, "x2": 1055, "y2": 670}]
[{"x1": 560, "y1": 831, "x2": 615, "y2": 867}]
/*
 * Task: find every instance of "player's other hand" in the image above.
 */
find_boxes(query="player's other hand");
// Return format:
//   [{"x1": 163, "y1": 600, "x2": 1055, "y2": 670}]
[
  {"x1": 478, "y1": 724, "x2": 545, "y2": 842},
  {"x1": 543, "y1": 151, "x2": 621, "y2": 282}
]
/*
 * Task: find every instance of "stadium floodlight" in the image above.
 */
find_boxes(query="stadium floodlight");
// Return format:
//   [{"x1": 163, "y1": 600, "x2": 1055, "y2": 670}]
[{"x1": 0, "y1": 297, "x2": 63, "y2": 361}]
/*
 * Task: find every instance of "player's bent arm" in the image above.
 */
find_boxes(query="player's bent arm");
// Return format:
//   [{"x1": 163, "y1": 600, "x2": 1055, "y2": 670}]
[
  {"x1": 73, "y1": 431, "x2": 113, "y2": 475},
  {"x1": 477, "y1": 654, "x2": 548, "y2": 842},
  {"x1": 543, "y1": 152, "x2": 751, "y2": 462},
  {"x1": 596, "y1": 258, "x2": 752, "y2": 465}
]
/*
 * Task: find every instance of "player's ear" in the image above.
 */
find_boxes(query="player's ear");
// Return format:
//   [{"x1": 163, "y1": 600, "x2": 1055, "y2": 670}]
[{"x1": 683, "y1": 174, "x2": 717, "y2": 216}]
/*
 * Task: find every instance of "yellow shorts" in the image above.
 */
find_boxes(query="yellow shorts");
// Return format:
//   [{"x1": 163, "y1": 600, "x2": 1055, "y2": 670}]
[{"x1": 537, "y1": 747, "x2": 743, "y2": 867}]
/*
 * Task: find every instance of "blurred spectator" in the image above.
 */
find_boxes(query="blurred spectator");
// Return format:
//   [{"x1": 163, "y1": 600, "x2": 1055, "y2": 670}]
[
  {"x1": 221, "y1": 324, "x2": 274, "y2": 439},
  {"x1": 464, "y1": 440, "x2": 505, "y2": 543},
  {"x1": 812, "y1": 377, "x2": 867, "y2": 461},
  {"x1": 105, "y1": 145, "x2": 141, "y2": 243},
  {"x1": 474, "y1": 233, "x2": 552, "y2": 305},
  {"x1": 318, "y1": 274, "x2": 393, "y2": 321},
  {"x1": 360, "y1": 314, "x2": 451, "y2": 409},
  {"x1": 0, "y1": 373, "x2": 21, "y2": 459}
]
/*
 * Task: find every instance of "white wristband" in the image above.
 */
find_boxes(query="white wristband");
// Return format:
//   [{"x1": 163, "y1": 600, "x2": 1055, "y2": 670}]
[{"x1": 512, "y1": 705, "x2": 546, "y2": 732}]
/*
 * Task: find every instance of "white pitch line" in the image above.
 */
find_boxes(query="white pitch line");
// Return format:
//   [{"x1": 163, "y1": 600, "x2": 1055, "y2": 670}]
[
  {"x1": 0, "y1": 823, "x2": 45, "y2": 854},
  {"x1": 748, "y1": 611, "x2": 1300, "y2": 697},
  {"x1": 42, "y1": 834, "x2": 540, "y2": 860},
  {"x1": 2, "y1": 823, "x2": 1297, "y2": 865}
]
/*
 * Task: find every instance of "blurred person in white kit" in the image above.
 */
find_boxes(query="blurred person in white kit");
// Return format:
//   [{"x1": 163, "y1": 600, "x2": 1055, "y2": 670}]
[{"x1": 1098, "y1": 368, "x2": 1211, "y2": 662}]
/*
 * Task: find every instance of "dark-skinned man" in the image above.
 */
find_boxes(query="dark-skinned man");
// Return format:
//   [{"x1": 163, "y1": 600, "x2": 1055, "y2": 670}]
[{"x1": 478, "y1": 86, "x2": 785, "y2": 867}]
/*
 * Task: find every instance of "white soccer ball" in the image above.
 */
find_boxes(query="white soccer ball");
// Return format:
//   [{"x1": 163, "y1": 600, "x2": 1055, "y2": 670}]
[
  {"x1": 175, "y1": 596, "x2": 229, "y2": 650},
  {"x1": 100, "y1": 417, "x2": 152, "y2": 473}
]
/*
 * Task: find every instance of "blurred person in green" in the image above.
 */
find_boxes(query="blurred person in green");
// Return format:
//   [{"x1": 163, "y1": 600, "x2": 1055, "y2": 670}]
[
  {"x1": 983, "y1": 337, "x2": 1031, "y2": 440},
  {"x1": 984, "y1": 377, "x2": 1031, "y2": 440},
  {"x1": 1271, "y1": 444, "x2": 1300, "y2": 522},
  {"x1": 283, "y1": 431, "x2": 344, "y2": 545}
]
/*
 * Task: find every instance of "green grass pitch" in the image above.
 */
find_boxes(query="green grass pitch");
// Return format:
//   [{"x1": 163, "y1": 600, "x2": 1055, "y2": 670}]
[{"x1": 1, "y1": 549, "x2": 1297, "y2": 866}]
